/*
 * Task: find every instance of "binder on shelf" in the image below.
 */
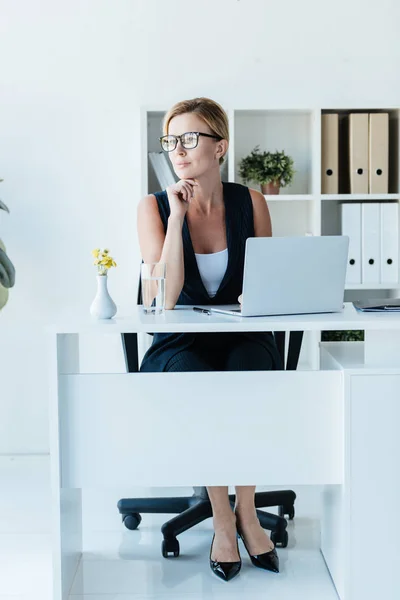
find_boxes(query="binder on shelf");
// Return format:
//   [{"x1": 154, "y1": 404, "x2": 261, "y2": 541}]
[
  {"x1": 361, "y1": 203, "x2": 381, "y2": 284},
  {"x1": 341, "y1": 202, "x2": 362, "y2": 284},
  {"x1": 380, "y1": 202, "x2": 399, "y2": 283},
  {"x1": 353, "y1": 298, "x2": 400, "y2": 312},
  {"x1": 369, "y1": 113, "x2": 389, "y2": 194},
  {"x1": 349, "y1": 113, "x2": 369, "y2": 194},
  {"x1": 321, "y1": 114, "x2": 339, "y2": 194},
  {"x1": 148, "y1": 152, "x2": 177, "y2": 191}
]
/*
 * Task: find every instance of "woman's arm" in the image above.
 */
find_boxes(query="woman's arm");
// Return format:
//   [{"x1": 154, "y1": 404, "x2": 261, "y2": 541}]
[
  {"x1": 248, "y1": 188, "x2": 272, "y2": 237},
  {"x1": 137, "y1": 194, "x2": 185, "y2": 309},
  {"x1": 238, "y1": 188, "x2": 272, "y2": 305}
]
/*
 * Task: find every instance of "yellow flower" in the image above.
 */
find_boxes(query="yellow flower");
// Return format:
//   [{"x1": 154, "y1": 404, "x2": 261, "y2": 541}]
[{"x1": 92, "y1": 247, "x2": 117, "y2": 273}]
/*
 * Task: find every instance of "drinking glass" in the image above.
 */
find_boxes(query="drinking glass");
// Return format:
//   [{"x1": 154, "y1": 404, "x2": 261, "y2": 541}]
[{"x1": 140, "y1": 262, "x2": 166, "y2": 314}]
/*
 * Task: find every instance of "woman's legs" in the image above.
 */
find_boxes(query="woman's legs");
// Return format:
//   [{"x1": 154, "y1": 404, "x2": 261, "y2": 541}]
[
  {"x1": 234, "y1": 486, "x2": 275, "y2": 554},
  {"x1": 206, "y1": 486, "x2": 239, "y2": 562},
  {"x1": 227, "y1": 339, "x2": 275, "y2": 554}
]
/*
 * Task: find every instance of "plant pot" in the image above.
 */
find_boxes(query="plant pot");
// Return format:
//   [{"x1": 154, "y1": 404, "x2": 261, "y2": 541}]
[
  {"x1": 90, "y1": 274, "x2": 117, "y2": 319},
  {"x1": 261, "y1": 181, "x2": 280, "y2": 195}
]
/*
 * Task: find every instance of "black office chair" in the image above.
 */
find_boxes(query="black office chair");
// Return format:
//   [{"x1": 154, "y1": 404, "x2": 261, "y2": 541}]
[{"x1": 118, "y1": 280, "x2": 304, "y2": 558}]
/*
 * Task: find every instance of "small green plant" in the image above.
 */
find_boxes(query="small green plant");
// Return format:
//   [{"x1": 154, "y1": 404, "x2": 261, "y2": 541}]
[
  {"x1": 321, "y1": 330, "x2": 364, "y2": 342},
  {"x1": 238, "y1": 146, "x2": 296, "y2": 187}
]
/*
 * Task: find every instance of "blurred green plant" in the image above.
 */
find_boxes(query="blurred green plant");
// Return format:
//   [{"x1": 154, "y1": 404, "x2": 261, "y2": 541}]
[
  {"x1": 321, "y1": 330, "x2": 364, "y2": 342},
  {"x1": 238, "y1": 146, "x2": 295, "y2": 187}
]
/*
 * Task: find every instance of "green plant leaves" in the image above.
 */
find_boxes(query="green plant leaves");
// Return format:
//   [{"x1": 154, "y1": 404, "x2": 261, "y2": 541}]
[{"x1": 238, "y1": 145, "x2": 296, "y2": 187}]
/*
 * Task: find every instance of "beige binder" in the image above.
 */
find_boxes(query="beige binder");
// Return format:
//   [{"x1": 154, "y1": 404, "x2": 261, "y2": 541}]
[
  {"x1": 349, "y1": 113, "x2": 369, "y2": 193},
  {"x1": 369, "y1": 113, "x2": 389, "y2": 193},
  {"x1": 321, "y1": 114, "x2": 339, "y2": 194}
]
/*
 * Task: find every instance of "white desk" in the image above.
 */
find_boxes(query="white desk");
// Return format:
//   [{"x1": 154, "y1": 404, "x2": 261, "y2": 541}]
[{"x1": 47, "y1": 302, "x2": 400, "y2": 600}]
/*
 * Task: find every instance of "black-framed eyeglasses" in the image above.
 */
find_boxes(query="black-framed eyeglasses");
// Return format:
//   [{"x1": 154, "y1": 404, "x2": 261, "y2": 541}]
[{"x1": 159, "y1": 131, "x2": 223, "y2": 152}]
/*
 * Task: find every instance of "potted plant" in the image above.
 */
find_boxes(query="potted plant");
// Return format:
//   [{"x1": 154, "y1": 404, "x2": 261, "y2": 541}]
[
  {"x1": 0, "y1": 178, "x2": 16, "y2": 310},
  {"x1": 238, "y1": 145, "x2": 295, "y2": 194},
  {"x1": 321, "y1": 330, "x2": 364, "y2": 342}
]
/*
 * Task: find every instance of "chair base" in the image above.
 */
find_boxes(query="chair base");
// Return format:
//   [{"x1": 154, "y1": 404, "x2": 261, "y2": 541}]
[{"x1": 117, "y1": 490, "x2": 296, "y2": 558}]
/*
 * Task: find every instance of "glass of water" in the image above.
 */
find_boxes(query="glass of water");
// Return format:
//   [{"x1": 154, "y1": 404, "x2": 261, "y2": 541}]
[{"x1": 140, "y1": 262, "x2": 166, "y2": 314}]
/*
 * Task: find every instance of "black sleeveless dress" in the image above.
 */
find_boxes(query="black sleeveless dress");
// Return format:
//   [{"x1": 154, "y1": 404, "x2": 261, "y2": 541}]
[{"x1": 139, "y1": 181, "x2": 283, "y2": 372}]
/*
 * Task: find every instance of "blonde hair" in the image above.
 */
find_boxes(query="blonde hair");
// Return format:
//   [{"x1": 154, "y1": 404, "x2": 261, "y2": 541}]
[{"x1": 162, "y1": 97, "x2": 229, "y2": 165}]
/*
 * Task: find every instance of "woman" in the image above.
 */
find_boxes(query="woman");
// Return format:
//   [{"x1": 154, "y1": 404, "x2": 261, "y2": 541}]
[{"x1": 137, "y1": 97, "x2": 283, "y2": 582}]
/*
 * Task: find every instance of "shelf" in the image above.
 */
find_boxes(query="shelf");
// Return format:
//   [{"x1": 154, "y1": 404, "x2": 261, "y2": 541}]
[
  {"x1": 322, "y1": 194, "x2": 399, "y2": 201},
  {"x1": 263, "y1": 194, "x2": 316, "y2": 202},
  {"x1": 321, "y1": 108, "x2": 400, "y2": 195},
  {"x1": 345, "y1": 283, "x2": 400, "y2": 290},
  {"x1": 233, "y1": 109, "x2": 313, "y2": 195}
]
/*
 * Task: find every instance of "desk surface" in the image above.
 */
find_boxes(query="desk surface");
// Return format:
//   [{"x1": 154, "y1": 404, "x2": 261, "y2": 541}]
[{"x1": 46, "y1": 302, "x2": 400, "y2": 334}]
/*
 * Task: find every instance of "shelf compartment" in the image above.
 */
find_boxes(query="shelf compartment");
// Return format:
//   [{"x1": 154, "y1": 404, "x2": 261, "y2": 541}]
[
  {"x1": 321, "y1": 108, "x2": 399, "y2": 195},
  {"x1": 233, "y1": 109, "x2": 314, "y2": 195}
]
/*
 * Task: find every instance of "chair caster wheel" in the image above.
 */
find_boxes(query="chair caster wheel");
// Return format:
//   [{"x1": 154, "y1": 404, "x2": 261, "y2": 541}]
[
  {"x1": 162, "y1": 538, "x2": 180, "y2": 558},
  {"x1": 271, "y1": 529, "x2": 288, "y2": 548},
  {"x1": 123, "y1": 513, "x2": 142, "y2": 530},
  {"x1": 279, "y1": 505, "x2": 295, "y2": 520}
]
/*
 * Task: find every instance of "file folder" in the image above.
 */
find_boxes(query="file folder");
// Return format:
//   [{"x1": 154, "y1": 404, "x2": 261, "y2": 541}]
[
  {"x1": 349, "y1": 113, "x2": 369, "y2": 194},
  {"x1": 369, "y1": 113, "x2": 389, "y2": 194},
  {"x1": 341, "y1": 203, "x2": 361, "y2": 284},
  {"x1": 148, "y1": 152, "x2": 177, "y2": 190},
  {"x1": 321, "y1": 114, "x2": 339, "y2": 194},
  {"x1": 353, "y1": 298, "x2": 400, "y2": 312},
  {"x1": 380, "y1": 202, "x2": 399, "y2": 283},
  {"x1": 361, "y1": 203, "x2": 381, "y2": 284}
]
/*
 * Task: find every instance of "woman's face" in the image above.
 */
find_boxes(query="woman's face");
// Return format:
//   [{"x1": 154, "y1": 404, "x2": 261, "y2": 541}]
[{"x1": 167, "y1": 113, "x2": 226, "y2": 179}]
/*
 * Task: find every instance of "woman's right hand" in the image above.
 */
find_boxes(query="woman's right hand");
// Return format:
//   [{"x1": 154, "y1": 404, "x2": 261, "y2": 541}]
[{"x1": 166, "y1": 179, "x2": 198, "y2": 220}]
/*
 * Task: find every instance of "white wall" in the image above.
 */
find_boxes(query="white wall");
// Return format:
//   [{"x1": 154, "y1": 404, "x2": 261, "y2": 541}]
[{"x1": 0, "y1": 0, "x2": 399, "y2": 454}]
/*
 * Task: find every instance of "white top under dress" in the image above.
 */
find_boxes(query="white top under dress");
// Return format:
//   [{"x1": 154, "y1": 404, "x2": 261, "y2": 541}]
[{"x1": 194, "y1": 248, "x2": 228, "y2": 298}]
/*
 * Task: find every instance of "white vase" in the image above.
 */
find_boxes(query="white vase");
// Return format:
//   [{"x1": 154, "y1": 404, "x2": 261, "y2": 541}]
[{"x1": 90, "y1": 274, "x2": 117, "y2": 319}]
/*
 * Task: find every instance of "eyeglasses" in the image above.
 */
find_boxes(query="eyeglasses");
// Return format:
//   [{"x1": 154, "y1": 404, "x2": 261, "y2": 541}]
[{"x1": 159, "y1": 131, "x2": 223, "y2": 152}]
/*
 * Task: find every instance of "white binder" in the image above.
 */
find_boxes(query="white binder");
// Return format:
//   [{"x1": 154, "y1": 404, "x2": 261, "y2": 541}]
[
  {"x1": 380, "y1": 203, "x2": 399, "y2": 283},
  {"x1": 341, "y1": 203, "x2": 361, "y2": 284},
  {"x1": 361, "y1": 203, "x2": 381, "y2": 284}
]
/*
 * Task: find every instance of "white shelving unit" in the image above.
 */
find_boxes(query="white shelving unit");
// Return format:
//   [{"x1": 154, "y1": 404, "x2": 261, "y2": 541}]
[{"x1": 142, "y1": 106, "x2": 400, "y2": 370}]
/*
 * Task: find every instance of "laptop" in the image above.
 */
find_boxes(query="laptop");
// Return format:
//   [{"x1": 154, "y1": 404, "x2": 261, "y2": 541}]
[{"x1": 193, "y1": 235, "x2": 350, "y2": 317}]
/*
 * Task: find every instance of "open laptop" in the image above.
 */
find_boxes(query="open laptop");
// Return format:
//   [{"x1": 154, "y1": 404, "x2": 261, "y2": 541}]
[{"x1": 193, "y1": 235, "x2": 349, "y2": 317}]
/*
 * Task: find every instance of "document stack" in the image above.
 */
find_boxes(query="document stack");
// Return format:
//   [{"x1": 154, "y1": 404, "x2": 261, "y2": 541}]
[
  {"x1": 321, "y1": 112, "x2": 389, "y2": 194},
  {"x1": 341, "y1": 202, "x2": 399, "y2": 285},
  {"x1": 148, "y1": 152, "x2": 177, "y2": 191}
]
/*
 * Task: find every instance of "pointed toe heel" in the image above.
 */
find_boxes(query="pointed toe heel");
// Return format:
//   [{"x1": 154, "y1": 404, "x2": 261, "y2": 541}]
[
  {"x1": 209, "y1": 534, "x2": 242, "y2": 582},
  {"x1": 237, "y1": 529, "x2": 280, "y2": 573}
]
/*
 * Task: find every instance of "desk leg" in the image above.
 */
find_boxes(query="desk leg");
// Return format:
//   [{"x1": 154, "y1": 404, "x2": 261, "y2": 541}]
[{"x1": 49, "y1": 333, "x2": 83, "y2": 600}]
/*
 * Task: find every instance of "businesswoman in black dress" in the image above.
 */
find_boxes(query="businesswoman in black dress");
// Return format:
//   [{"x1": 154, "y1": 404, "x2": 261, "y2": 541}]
[{"x1": 137, "y1": 97, "x2": 282, "y2": 582}]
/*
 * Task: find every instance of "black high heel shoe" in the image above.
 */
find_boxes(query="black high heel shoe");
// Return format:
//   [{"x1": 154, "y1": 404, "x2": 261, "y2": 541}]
[
  {"x1": 237, "y1": 527, "x2": 279, "y2": 573},
  {"x1": 209, "y1": 533, "x2": 242, "y2": 582}
]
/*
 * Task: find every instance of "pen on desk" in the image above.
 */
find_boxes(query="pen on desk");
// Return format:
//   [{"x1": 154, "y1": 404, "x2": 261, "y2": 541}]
[{"x1": 193, "y1": 307, "x2": 211, "y2": 315}]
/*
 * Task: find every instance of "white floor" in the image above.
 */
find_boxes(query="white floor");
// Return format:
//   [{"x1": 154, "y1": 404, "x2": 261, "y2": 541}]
[{"x1": 0, "y1": 456, "x2": 340, "y2": 600}]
